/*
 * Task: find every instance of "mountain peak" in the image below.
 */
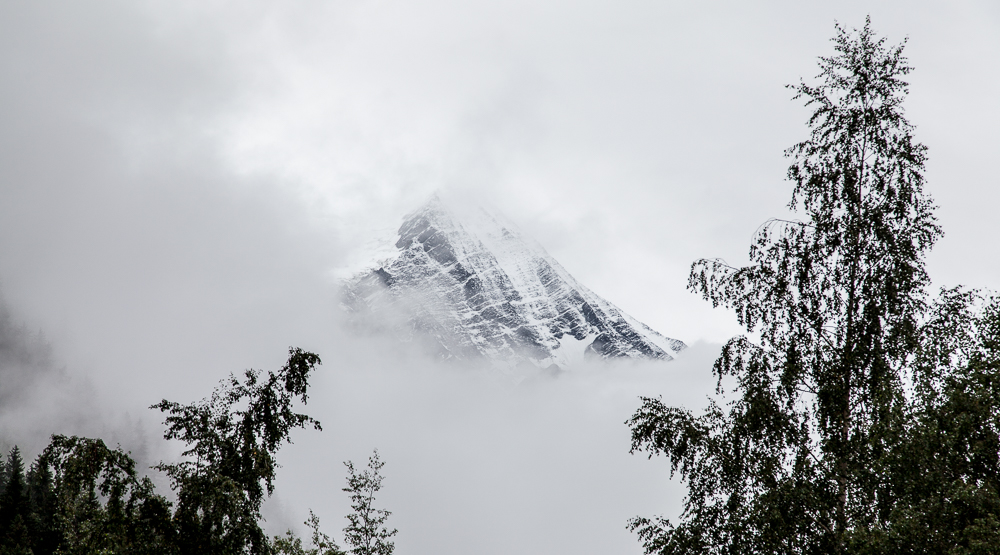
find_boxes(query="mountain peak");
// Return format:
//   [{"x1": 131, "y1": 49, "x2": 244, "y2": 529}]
[{"x1": 342, "y1": 195, "x2": 685, "y2": 368}]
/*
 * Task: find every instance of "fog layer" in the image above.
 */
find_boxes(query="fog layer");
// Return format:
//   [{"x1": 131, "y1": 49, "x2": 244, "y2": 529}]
[
  {"x1": 264, "y1": 336, "x2": 723, "y2": 554},
  {"x1": 0, "y1": 1, "x2": 997, "y2": 553}
]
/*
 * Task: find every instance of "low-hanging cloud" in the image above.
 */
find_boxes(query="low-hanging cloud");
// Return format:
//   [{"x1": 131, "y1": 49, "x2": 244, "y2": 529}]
[
  {"x1": 0, "y1": 296, "x2": 155, "y2": 466},
  {"x1": 260, "y1": 326, "x2": 724, "y2": 554},
  {"x1": 1, "y1": 1, "x2": 997, "y2": 553}
]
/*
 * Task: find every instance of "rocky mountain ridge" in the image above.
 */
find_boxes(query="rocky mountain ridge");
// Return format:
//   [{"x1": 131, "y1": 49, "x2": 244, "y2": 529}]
[{"x1": 342, "y1": 195, "x2": 685, "y2": 368}]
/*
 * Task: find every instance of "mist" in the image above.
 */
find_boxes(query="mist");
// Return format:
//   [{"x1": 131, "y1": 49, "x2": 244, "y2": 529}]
[
  {"x1": 258, "y1": 333, "x2": 723, "y2": 553},
  {"x1": 0, "y1": 298, "x2": 87, "y2": 458},
  {"x1": 0, "y1": 275, "x2": 726, "y2": 553},
  {"x1": 1, "y1": 1, "x2": 998, "y2": 553}
]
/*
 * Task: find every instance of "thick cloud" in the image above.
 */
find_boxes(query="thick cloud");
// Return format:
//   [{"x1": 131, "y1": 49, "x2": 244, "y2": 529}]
[
  {"x1": 0, "y1": 296, "x2": 156, "y2": 467},
  {"x1": 0, "y1": 1, "x2": 997, "y2": 552},
  {"x1": 262, "y1": 336, "x2": 725, "y2": 553}
]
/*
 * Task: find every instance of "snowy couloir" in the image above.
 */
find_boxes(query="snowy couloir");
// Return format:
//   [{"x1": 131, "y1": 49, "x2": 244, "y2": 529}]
[{"x1": 342, "y1": 195, "x2": 685, "y2": 368}]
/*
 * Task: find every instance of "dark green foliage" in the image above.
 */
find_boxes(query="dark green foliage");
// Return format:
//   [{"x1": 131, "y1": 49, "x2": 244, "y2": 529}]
[
  {"x1": 0, "y1": 451, "x2": 6, "y2": 497},
  {"x1": 151, "y1": 347, "x2": 323, "y2": 555},
  {"x1": 0, "y1": 447, "x2": 32, "y2": 554},
  {"x1": 37, "y1": 435, "x2": 176, "y2": 554},
  {"x1": 268, "y1": 451, "x2": 399, "y2": 555},
  {"x1": 342, "y1": 450, "x2": 396, "y2": 555},
  {"x1": 0, "y1": 438, "x2": 174, "y2": 555},
  {"x1": 25, "y1": 458, "x2": 59, "y2": 555},
  {"x1": 626, "y1": 18, "x2": 964, "y2": 555},
  {"x1": 861, "y1": 290, "x2": 1000, "y2": 554},
  {"x1": 0, "y1": 347, "x2": 327, "y2": 554}
]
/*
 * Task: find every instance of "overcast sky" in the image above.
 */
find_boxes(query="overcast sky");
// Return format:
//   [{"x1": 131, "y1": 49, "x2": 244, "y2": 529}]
[{"x1": 1, "y1": 1, "x2": 998, "y2": 552}]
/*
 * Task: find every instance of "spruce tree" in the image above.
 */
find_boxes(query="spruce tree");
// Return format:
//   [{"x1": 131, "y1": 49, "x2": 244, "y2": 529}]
[
  {"x1": 627, "y1": 18, "x2": 939, "y2": 555},
  {"x1": 25, "y1": 457, "x2": 59, "y2": 555},
  {"x1": 0, "y1": 447, "x2": 32, "y2": 554}
]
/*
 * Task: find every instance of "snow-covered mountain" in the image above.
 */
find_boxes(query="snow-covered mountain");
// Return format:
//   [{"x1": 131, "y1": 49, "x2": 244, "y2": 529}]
[{"x1": 341, "y1": 195, "x2": 685, "y2": 368}]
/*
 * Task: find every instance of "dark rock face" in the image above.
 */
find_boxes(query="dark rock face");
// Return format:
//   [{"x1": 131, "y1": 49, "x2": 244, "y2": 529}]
[{"x1": 342, "y1": 196, "x2": 686, "y2": 367}]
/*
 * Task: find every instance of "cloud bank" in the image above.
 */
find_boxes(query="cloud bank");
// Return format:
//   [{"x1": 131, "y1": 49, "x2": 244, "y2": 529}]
[{"x1": 0, "y1": 1, "x2": 997, "y2": 552}]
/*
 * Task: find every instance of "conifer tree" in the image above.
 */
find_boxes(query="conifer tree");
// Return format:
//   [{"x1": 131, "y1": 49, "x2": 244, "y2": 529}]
[
  {"x1": 25, "y1": 458, "x2": 59, "y2": 555},
  {"x1": 0, "y1": 446, "x2": 32, "y2": 554},
  {"x1": 628, "y1": 18, "x2": 940, "y2": 555}
]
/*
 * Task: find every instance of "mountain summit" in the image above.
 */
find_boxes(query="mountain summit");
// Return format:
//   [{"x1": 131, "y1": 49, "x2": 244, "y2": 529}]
[{"x1": 342, "y1": 195, "x2": 685, "y2": 368}]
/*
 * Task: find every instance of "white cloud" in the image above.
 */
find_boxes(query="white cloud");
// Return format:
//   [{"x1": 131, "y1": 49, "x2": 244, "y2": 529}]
[{"x1": 0, "y1": 1, "x2": 996, "y2": 552}]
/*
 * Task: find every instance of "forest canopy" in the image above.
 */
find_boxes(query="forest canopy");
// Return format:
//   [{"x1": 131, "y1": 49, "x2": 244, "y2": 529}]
[{"x1": 0, "y1": 348, "x2": 396, "y2": 555}]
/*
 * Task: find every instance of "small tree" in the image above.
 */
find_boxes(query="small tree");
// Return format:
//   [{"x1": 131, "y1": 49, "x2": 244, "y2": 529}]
[
  {"x1": 628, "y1": 18, "x2": 940, "y2": 555},
  {"x1": 342, "y1": 450, "x2": 396, "y2": 555},
  {"x1": 271, "y1": 510, "x2": 345, "y2": 555}
]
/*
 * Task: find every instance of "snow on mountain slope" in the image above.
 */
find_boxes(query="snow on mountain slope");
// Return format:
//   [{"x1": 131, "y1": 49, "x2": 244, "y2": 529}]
[{"x1": 341, "y1": 194, "x2": 686, "y2": 368}]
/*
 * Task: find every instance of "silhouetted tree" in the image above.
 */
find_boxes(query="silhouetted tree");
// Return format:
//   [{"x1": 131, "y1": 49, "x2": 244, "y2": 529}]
[
  {"x1": 628, "y1": 18, "x2": 945, "y2": 555},
  {"x1": 151, "y1": 347, "x2": 323, "y2": 555},
  {"x1": 25, "y1": 457, "x2": 59, "y2": 555},
  {"x1": 0, "y1": 447, "x2": 32, "y2": 554},
  {"x1": 862, "y1": 290, "x2": 1000, "y2": 553},
  {"x1": 0, "y1": 347, "x2": 327, "y2": 554}
]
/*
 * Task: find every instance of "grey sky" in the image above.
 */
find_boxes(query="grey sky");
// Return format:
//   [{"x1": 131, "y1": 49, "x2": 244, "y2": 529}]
[
  {"x1": 0, "y1": 1, "x2": 998, "y2": 552},
  {"x1": 2, "y1": 0, "x2": 999, "y2": 347}
]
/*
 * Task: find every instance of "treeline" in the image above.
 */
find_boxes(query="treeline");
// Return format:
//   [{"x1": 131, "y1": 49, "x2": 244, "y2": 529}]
[
  {"x1": 0, "y1": 348, "x2": 395, "y2": 555},
  {"x1": 627, "y1": 18, "x2": 1000, "y2": 555}
]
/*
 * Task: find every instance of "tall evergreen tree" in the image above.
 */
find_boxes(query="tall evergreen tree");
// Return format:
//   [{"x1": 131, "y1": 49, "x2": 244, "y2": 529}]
[
  {"x1": 25, "y1": 457, "x2": 60, "y2": 555},
  {"x1": 627, "y1": 18, "x2": 939, "y2": 555},
  {"x1": 0, "y1": 446, "x2": 32, "y2": 554}
]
